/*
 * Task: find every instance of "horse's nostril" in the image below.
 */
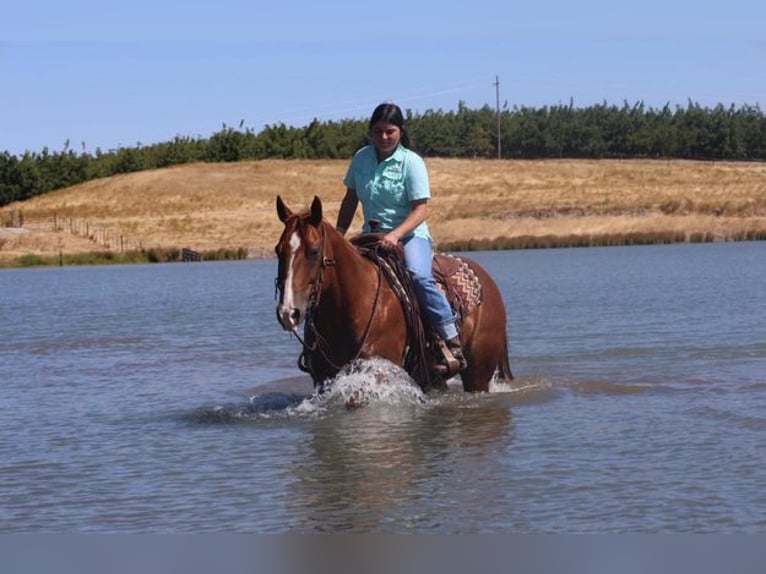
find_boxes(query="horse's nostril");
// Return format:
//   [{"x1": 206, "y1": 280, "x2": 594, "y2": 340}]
[{"x1": 290, "y1": 309, "x2": 301, "y2": 322}]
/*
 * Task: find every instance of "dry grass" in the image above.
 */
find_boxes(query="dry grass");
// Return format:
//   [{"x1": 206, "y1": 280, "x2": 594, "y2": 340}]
[{"x1": 2, "y1": 158, "x2": 766, "y2": 262}]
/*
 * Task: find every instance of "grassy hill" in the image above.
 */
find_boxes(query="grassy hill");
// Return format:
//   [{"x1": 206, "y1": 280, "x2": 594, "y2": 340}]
[{"x1": 2, "y1": 158, "x2": 766, "y2": 264}]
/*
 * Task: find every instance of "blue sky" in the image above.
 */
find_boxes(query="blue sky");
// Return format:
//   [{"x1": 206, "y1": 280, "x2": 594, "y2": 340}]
[{"x1": 2, "y1": 0, "x2": 764, "y2": 156}]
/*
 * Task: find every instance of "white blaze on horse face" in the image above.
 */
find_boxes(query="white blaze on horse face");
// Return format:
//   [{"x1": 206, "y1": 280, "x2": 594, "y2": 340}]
[{"x1": 278, "y1": 231, "x2": 305, "y2": 331}]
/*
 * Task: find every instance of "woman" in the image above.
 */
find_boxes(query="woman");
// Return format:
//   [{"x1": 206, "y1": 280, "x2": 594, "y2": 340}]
[{"x1": 335, "y1": 102, "x2": 466, "y2": 376}]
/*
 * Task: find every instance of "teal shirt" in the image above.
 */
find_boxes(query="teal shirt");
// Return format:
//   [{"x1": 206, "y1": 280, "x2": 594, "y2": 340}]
[{"x1": 343, "y1": 144, "x2": 431, "y2": 240}]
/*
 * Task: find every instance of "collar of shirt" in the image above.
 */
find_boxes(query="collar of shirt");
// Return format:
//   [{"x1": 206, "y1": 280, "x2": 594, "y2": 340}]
[{"x1": 378, "y1": 144, "x2": 407, "y2": 166}]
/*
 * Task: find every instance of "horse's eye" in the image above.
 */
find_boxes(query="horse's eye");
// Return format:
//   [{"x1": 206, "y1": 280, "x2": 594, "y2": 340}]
[{"x1": 307, "y1": 246, "x2": 320, "y2": 258}]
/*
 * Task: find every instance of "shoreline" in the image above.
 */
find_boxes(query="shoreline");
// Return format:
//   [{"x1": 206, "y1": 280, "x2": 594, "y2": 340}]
[
  {"x1": 2, "y1": 228, "x2": 764, "y2": 269},
  {"x1": 2, "y1": 158, "x2": 765, "y2": 267}
]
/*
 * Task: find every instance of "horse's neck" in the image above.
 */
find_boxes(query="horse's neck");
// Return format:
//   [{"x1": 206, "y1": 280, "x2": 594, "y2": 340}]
[{"x1": 322, "y1": 228, "x2": 377, "y2": 303}]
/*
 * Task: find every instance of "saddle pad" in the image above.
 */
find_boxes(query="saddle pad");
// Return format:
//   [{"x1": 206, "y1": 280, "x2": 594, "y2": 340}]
[{"x1": 433, "y1": 253, "x2": 483, "y2": 317}]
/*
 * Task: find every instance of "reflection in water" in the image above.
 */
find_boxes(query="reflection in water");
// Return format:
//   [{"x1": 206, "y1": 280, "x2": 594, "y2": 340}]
[{"x1": 285, "y1": 362, "x2": 516, "y2": 532}]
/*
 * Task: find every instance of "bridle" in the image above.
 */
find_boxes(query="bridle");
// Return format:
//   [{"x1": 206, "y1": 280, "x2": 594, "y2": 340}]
[{"x1": 275, "y1": 221, "x2": 384, "y2": 373}]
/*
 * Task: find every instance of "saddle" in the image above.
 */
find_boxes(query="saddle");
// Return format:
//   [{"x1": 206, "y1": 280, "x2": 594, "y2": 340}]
[{"x1": 350, "y1": 233, "x2": 483, "y2": 388}]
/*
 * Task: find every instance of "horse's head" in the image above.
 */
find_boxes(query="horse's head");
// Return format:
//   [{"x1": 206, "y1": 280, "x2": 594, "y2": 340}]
[{"x1": 274, "y1": 195, "x2": 328, "y2": 331}]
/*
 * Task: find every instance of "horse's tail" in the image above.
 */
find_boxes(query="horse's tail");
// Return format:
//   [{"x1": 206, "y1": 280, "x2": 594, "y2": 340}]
[{"x1": 499, "y1": 333, "x2": 514, "y2": 381}]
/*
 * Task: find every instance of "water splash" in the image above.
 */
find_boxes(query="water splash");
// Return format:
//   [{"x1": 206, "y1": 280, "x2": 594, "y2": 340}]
[
  {"x1": 283, "y1": 358, "x2": 427, "y2": 414},
  {"x1": 187, "y1": 359, "x2": 425, "y2": 423},
  {"x1": 194, "y1": 361, "x2": 542, "y2": 423}
]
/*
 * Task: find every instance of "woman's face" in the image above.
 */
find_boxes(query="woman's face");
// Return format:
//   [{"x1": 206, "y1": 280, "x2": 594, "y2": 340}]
[{"x1": 370, "y1": 121, "x2": 401, "y2": 158}]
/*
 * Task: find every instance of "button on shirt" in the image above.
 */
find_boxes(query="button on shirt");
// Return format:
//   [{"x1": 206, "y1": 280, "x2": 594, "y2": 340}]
[{"x1": 343, "y1": 144, "x2": 431, "y2": 240}]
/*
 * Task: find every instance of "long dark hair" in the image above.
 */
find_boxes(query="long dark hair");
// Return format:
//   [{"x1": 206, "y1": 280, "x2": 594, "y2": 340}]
[{"x1": 369, "y1": 102, "x2": 411, "y2": 148}]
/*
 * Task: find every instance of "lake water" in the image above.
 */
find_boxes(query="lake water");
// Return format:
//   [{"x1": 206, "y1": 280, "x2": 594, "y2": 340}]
[{"x1": 1, "y1": 242, "x2": 765, "y2": 533}]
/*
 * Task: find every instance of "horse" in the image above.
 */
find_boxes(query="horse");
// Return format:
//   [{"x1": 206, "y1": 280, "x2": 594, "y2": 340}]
[{"x1": 274, "y1": 195, "x2": 513, "y2": 393}]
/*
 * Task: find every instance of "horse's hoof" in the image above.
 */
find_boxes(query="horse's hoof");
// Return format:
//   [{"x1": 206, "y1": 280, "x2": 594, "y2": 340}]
[{"x1": 345, "y1": 390, "x2": 367, "y2": 410}]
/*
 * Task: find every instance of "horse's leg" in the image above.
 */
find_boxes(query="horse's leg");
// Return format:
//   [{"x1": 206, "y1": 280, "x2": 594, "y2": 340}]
[
  {"x1": 460, "y1": 355, "x2": 495, "y2": 392},
  {"x1": 459, "y1": 271, "x2": 513, "y2": 392},
  {"x1": 463, "y1": 335, "x2": 512, "y2": 392}
]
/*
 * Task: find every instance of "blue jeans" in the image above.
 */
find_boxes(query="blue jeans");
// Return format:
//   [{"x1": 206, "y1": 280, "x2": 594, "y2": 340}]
[{"x1": 402, "y1": 236, "x2": 458, "y2": 340}]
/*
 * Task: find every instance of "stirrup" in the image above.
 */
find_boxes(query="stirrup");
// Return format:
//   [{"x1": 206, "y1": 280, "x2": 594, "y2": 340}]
[{"x1": 433, "y1": 339, "x2": 465, "y2": 377}]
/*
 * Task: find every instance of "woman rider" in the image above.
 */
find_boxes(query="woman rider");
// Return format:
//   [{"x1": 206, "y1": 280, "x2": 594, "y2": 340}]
[{"x1": 335, "y1": 102, "x2": 466, "y2": 376}]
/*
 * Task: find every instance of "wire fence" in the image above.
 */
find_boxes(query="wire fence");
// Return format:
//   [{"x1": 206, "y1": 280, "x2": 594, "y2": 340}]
[{"x1": 3, "y1": 209, "x2": 146, "y2": 252}]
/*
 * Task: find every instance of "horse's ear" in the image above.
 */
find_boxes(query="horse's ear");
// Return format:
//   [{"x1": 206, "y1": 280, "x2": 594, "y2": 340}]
[
  {"x1": 276, "y1": 195, "x2": 292, "y2": 223},
  {"x1": 309, "y1": 196, "x2": 322, "y2": 225}
]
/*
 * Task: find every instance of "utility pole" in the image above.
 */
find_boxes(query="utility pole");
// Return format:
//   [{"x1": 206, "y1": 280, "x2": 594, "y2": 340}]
[{"x1": 494, "y1": 75, "x2": 501, "y2": 159}]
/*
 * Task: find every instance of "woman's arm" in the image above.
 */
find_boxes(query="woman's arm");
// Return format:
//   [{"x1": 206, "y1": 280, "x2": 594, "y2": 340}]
[
  {"x1": 381, "y1": 199, "x2": 428, "y2": 247},
  {"x1": 336, "y1": 188, "x2": 359, "y2": 235}
]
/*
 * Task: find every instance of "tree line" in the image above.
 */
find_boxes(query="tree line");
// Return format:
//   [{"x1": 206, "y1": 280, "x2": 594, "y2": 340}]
[{"x1": 2, "y1": 100, "x2": 764, "y2": 208}]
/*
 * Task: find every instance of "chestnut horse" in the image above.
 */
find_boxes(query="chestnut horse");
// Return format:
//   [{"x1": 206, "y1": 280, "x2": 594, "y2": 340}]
[{"x1": 274, "y1": 195, "x2": 513, "y2": 393}]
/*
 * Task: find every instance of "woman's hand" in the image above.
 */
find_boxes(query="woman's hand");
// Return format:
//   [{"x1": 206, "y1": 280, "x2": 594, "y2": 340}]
[{"x1": 380, "y1": 231, "x2": 401, "y2": 249}]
